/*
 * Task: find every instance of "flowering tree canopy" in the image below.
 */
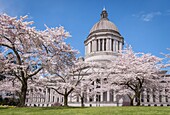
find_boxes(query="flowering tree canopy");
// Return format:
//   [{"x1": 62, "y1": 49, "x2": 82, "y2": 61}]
[
  {"x1": 0, "y1": 14, "x2": 76, "y2": 106},
  {"x1": 106, "y1": 47, "x2": 162, "y2": 106},
  {"x1": 34, "y1": 59, "x2": 93, "y2": 106},
  {"x1": 88, "y1": 47, "x2": 163, "y2": 106}
]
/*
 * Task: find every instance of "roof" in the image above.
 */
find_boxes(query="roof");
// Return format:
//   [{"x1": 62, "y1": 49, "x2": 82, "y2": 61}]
[
  {"x1": 89, "y1": 8, "x2": 119, "y2": 33},
  {"x1": 90, "y1": 19, "x2": 119, "y2": 33}
]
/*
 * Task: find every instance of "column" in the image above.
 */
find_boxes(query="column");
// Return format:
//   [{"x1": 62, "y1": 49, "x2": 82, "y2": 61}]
[
  {"x1": 106, "y1": 39, "x2": 109, "y2": 51},
  {"x1": 87, "y1": 89, "x2": 90, "y2": 102},
  {"x1": 102, "y1": 39, "x2": 104, "y2": 51},
  {"x1": 98, "y1": 39, "x2": 100, "y2": 51},
  {"x1": 28, "y1": 90, "x2": 31, "y2": 103},
  {"x1": 54, "y1": 93, "x2": 57, "y2": 103},
  {"x1": 107, "y1": 91, "x2": 110, "y2": 102},
  {"x1": 113, "y1": 90, "x2": 116, "y2": 102},
  {"x1": 89, "y1": 42, "x2": 91, "y2": 53},
  {"x1": 94, "y1": 95, "x2": 96, "y2": 102},
  {"x1": 87, "y1": 43, "x2": 90, "y2": 54},
  {"x1": 69, "y1": 93, "x2": 72, "y2": 102},
  {"x1": 94, "y1": 81, "x2": 96, "y2": 102},
  {"x1": 162, "y1": 89, "x2": 166, "y2": 103},
  {"x1": 86, "y1": 44, "x2": 88, "y2": 54},
  {"x1": 109, "y1": 39, "x2": 112, "y2": 51},
  {"x1": 116, "y1": 40, "x2": 118, "y2": 52},
  {"x1": 142, "y1": 89, "x2": 146, "y2": 103},
  {"x1": 31, "y1": 91, "x2": 33, "y2": 103},
  {"x1": 149, "y1": 89, "x2": 153, "y2": 103},
  {"x1": 100, "y1": 79, "x2": 103, "y2": 102},
  {"x1": 100, "y1": 92, "x2": 103, "y2": 102},
  {"x1": 37, "y1": 96, "x2": 39, "y2": 104},
  {"x1": 85, "y1": 45, "x2": 87, "y2": 55},
  {"x1": 45, "y1": 88, "x2": 49, "y2": 103},
  {"x1": 113, "y1": 40, "x2": 116, "y2": 52},
  {"x1": 93, "y1": 40, "x2": 97, "y2": 52},
  {"x1": 155, "y1": 90, "x2": 159, "y2": 103},
  {"x1": 119, "y1": 42, "x2": 122, "y2": 51},
  {"x1": 33, "y1": 91, "x2": 35, "y2": 102},
  {"x1": 50, "y1": 89, "x2": 53, "y2": 102}
]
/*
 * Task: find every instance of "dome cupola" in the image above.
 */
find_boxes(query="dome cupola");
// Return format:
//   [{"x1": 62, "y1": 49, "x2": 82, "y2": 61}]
[
  {"x1": 84, "y1": 8, "x2": 124, "y2": 62},
  {"x1": 90, "y1": 8, "x2": 119, "y2": 34}
]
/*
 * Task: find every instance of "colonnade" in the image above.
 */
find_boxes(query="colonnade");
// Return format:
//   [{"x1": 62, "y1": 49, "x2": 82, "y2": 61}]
[
  {"x1": 26, "y1": 88, "x2": 63, "y2": 105},
  {"x1": 85, "y1": 38, "x2": 122, "y2": 55},
  {"x1": 139, "y1": 88, "x2": 169, "y2": 106}
]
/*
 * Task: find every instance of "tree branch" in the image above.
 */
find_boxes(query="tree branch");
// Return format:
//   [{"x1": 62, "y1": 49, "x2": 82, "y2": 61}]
[{"x1": 28, "y1": 67, "x2": 43, "y2": 78}]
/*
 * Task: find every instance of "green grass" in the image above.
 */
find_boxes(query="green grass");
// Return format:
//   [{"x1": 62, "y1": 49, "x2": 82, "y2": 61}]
[{"x1": 0, "y1": 106, "x2": 170, "y2": 115}]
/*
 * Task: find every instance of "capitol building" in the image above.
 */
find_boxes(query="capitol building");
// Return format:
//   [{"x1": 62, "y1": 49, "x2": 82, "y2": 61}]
[{"x1": 25, "y1": 9, "x2": 170, "y2": 107}]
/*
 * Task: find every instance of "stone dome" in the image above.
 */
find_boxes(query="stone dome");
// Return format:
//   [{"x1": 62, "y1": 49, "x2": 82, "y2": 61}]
[
  {"x1": 90, "y1": 9, "x2": 119, "y2": 33},
  {"x1": 90, "y1": 19, "x2": 119, "y2": 33},
  {"x1": 84, "y1": 8, "x2": 124, "y2": 62}
]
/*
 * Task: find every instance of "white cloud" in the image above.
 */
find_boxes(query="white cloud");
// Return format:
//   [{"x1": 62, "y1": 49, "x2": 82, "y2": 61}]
[
  {"x1": 133, "y1": 11, "x2": 162, "y2": 22},
  {"x1": 141, "y1": 12, "x2": 161, "y2": 22}
]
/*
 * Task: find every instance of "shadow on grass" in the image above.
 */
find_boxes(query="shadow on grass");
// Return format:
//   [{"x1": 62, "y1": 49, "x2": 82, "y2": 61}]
[
  {"x1": 41, "y1": 106, "x2": 88, "y2": 110},
  {"x1": 0, "y1": 107, "x2": 8, "y2": 110}
]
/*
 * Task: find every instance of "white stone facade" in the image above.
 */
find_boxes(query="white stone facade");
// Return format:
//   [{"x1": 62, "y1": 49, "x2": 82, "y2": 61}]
[{"x1": 25, "y1": 9, "x2": 170, "y2": 107}]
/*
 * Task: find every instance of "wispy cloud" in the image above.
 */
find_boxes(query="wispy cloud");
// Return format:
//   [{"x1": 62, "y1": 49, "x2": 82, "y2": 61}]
[
  {"x1": 0, "y1": 1, "x2": 24, "y2": 16},
  {"x1": 133, "y1": 11, "x2": 162, "y2": 22},
  {"x1": 141, "y1": 12, "x2": 161, "y2": 22},
  {"x1": 165, "y1": 10, "x2": 170, "y2": 15}
]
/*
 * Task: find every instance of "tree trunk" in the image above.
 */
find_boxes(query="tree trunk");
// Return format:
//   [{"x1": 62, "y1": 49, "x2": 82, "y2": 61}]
[
  {"x1": 81, "y1": 97, "x2": 84, "y2": 107},
  {"x1": 130, "y1": 98, "x2": 134, "y2": 106},
  {"x1": 127, "y1": 95, "x2": 134, "y2": 106},
  {"x1": 64, "y1": 94, "x2": 68, "y2": 106},
  {"x1": 18, "y1": 82, "x2": 27, "y2": 107},
  {"x1": 136, "y1": 92, "x2": 141, "y2": 106}
]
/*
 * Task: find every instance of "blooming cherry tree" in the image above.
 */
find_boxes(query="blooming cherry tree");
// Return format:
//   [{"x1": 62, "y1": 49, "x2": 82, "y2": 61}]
[
  {"x1": 35, "y1": 59, "x2": 92, "y2": 106},
  {"x1": 106, "y1": 47, "x2": 162, "y2": 106},
  {"x1": 0, "y1": 14, "x2": 75, "y2": 106}
]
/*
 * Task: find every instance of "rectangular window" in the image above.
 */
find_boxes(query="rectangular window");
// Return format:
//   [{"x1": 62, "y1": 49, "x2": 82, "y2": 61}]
[
  {"x1": 166, "y1": 95, "x2": 168, "y2": 102},
  {"x1": 110, "y1": 90, "x2": 114, "y2": 102},
  {"x1": 147, "y1": 95, "x2": 150, "y2": 102},
  {"x1": 48, "y1": 88, "x2": 50, "y2": 102},
  {"x1": 103, "y1": 92, "x2": 107, "y2": 102},
  {"x1": 77, "y1": 96, "x2": 79, "y2": 102},
  {"x1": 62, "y1": 97, "x2": 63, "y2": 102},
  {"x1": 159, "y1": 95, "x2": 162, "y2": 102},
  {"x1": 141, "y1": 93, "x2": 144, "y2": 102},
  {"x1": 96, "y1": 94, "x2": 101, "y2": 102},
  {"x1": 153, "y1": 95, "x2": 156, "y2": 102},
  {"x1": 53, "y1": 96, "x2": 55, "y2": 102}
]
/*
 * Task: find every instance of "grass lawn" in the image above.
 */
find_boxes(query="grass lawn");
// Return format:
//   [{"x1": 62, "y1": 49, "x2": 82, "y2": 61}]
[{"x1": 0, "y1": 106, "x2": 170, "y2": 115}]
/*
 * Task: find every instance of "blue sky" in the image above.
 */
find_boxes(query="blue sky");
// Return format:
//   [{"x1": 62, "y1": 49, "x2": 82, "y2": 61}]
[{"x1": 0, "y1": 0, "x2": 170, "y2": 58}]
